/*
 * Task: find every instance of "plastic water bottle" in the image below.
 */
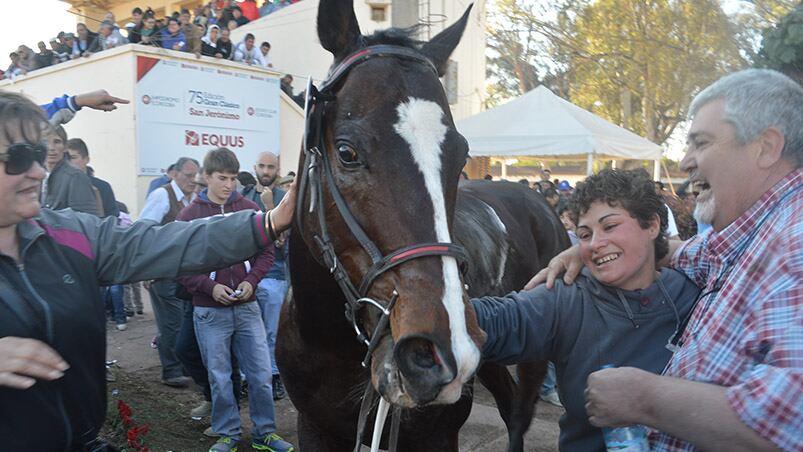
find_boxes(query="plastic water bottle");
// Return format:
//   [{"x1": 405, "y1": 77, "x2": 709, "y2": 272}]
[
  {"x1": 603, "y1": 424, "x2": 650, "y2": 451},
  {"x1": 600, "y1": 364, "x2": 650, "y2": 451}
]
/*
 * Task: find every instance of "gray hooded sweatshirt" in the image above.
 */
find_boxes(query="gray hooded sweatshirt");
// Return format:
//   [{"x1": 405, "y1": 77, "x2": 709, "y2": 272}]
[{"x1": 472, "y1": 267, "x2": 700, "y2": 451}]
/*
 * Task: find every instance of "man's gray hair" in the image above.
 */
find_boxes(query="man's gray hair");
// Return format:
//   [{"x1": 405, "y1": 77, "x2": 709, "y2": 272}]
[
  {"x1": 175, "y1": 157, "x2": 200, "y2": 172},
  {"x1": 689, "y1": 69, "x2": 803, "y2": 167}
]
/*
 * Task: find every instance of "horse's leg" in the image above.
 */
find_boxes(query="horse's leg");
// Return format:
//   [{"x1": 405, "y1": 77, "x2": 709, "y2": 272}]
[
  {"x1": 507, "y1": 361, "x2": 549, "y2": 452},
  {"x1": 297, "y1": 413, "x2": 356, "y2": 452},
  {"x1": 477, "y1": 362, "x2": 518, "y2": 445},
  {"x1": 477, "y1": 362, "x2": 524, "y2": 452}
]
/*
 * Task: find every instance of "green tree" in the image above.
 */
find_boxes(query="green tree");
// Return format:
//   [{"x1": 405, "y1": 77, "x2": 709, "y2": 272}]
[
  {"x1": 750, "y1": 0, "x2": 799, "y2": 25},
  {"x1": 485, "y1": 0, "x2": 576, "y2": 106},
  {"x1": 485, "y1": 0, "x2": 749, "y2": 146},
  {"x1": 552, "y1": 0, "x2": 746, "y2": 144},
  {"x1": 757, "y1": 2, "x2": 803, "y2": 84},
  {"x1": 730, "y1": 0, "x2": 798, "y2": 62}
]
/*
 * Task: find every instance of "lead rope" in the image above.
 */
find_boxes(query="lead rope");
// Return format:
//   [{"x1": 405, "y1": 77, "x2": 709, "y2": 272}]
[
  {"x1": 354, "y1": 386, "x2": 401, "y2": 452},
  {"x1": 370, "y1": 398, "x2": 391, "y2": 452},
  {"x1": 354, "y1": 384, "x2": 376, "y2": 452},
  {"x1": 389, "y1": 406, "x2": 401, "y2": 451}
]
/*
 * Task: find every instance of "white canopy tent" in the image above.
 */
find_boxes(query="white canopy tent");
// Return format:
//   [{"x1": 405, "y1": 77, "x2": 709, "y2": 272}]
[{"x1": 457, "y1": 85, "x2": 663, "y2": 176}]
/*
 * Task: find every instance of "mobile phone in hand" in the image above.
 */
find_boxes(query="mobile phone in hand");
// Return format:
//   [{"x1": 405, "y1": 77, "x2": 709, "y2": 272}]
[{"x1": 232, "y1": 289, "x2": 243, "y2": 298}]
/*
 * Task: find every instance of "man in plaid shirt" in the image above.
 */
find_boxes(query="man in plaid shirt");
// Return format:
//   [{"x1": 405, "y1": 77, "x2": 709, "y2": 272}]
[{"x1": 530, "y1": 69, "x2": 803, "y2": 450}]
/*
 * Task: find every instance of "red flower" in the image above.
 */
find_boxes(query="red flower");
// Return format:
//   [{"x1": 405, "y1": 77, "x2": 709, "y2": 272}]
[
  {"x1": 117, "y1": 400, "x2": 133, "y2": 418},
  {"x1": 127, "y1": 427, "x2": 139, "y2": 447},
  {"x1": 117, "y1": 400, "x2": 150, "y2": 450}
]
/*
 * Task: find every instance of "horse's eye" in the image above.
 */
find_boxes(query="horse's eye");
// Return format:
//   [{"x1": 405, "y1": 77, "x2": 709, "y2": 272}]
[{"x1": 337, "y1": 144, "x2": 360, "y2": 167}]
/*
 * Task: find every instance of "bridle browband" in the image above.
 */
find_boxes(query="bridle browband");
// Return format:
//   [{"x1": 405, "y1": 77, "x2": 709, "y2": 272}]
[{"x1": 295, "y1": 44, "x2": 469, "y2": 368}]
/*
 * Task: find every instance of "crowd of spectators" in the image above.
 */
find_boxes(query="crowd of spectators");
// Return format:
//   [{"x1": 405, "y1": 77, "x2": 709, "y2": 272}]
[
  {"x1": 482, "y1": 166, "x2": 700, "y2": 241},
  {"x1": 2, "y1": 0, "x2": 304, "y2": 80}
]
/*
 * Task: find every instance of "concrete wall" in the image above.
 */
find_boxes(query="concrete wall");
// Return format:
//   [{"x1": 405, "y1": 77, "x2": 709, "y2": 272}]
[{"x1": 0, "y1": 44, "x2": 305, "y2": 216}]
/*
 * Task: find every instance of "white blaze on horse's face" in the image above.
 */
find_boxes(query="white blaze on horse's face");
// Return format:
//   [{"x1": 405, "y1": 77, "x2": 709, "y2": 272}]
[{"x1": 393, "y1": 97, "x2": 481, "y2": 403}]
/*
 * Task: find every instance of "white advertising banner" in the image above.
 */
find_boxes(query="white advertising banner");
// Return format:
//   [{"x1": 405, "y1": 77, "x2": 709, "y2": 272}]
[{"x1": 135, "y1": 56, "x2": 280, "y2": 175}]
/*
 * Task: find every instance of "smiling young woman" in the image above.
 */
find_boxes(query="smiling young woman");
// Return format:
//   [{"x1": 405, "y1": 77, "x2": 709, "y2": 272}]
[
  {"x1": 471, "y1": 169, "x2": 700, "y2": 451},
  {"x1": 572, "y1": 170, "x2": 666, "y2": 291}
]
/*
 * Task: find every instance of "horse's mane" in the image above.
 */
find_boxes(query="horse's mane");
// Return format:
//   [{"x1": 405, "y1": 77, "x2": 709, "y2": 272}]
[{"x1": 361, "y1": 25, "x2": 424, "y2": 50}]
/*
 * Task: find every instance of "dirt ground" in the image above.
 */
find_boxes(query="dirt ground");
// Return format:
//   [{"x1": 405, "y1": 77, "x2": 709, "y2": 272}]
[{"x1": 102, "y1": 297, "x2": 561, "y2": 451}]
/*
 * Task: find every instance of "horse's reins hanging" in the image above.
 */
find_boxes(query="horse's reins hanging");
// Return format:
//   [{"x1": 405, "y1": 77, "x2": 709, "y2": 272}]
[{"x1": 296, "y1": 45, "x2": 470, "y2": 452}]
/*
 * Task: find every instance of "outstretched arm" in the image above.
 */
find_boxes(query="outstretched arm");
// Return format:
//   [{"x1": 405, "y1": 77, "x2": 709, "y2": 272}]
[{"x1": 40, "y1": 90, "x2": 129, "y2": 119}]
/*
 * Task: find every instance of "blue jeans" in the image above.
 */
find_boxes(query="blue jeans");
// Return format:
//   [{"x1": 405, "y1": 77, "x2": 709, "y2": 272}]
[
  {"x1": 103, "y1": 285, "x2": 126, "y2": 325},
  {"x1": 540, "y1": 361, "x2": 557, "y2": 396},
  {"x1": 175, "y1": 304, "x2": 242, "y2": 402},
  {"x1": 194, "y1": 302, "x2": 277, "y2": 439},
  {"x1": 255, "y1": 278, "x2": 288, "y2": 375}
]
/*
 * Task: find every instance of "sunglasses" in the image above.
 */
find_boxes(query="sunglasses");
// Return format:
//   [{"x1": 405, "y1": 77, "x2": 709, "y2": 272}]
[{"x1": 0, "y1": 143, "x2": 47, "y2": 175}]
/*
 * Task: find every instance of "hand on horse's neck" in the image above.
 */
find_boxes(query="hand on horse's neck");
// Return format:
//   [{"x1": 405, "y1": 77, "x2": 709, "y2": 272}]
[{"x1": 0, "y1": 225, "x2": 21, "y2": 263}]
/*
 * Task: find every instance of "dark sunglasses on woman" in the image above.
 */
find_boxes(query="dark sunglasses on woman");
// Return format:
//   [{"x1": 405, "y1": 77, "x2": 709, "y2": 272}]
[{"x1": 0, "y1": 143, "x2": 47, "y2": 175}]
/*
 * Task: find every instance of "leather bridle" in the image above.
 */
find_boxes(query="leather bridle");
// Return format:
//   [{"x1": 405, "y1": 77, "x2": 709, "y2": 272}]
[{"x1": 295, "y1": 45, "x2": 469, "y2": 369}]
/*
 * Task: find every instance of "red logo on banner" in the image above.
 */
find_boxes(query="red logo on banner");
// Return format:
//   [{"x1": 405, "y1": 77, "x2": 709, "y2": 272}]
[
  {"x1": 184, "y1": 130, "x2": 245, "y2": 148},
  {"x1": 185, "y1": 130, "x2": 199, "y2": 146}
]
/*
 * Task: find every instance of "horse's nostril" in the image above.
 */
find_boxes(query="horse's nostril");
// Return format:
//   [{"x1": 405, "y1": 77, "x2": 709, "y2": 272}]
[
  {"x1": 408, "y1": 338, "x2": 439, "y2": 369},
  {"x1": 396, "y1": 337, "x2": 442, "y2": 373},
  {"x1": 393, "y1": 335, "x2": 456, "y2": 404}
]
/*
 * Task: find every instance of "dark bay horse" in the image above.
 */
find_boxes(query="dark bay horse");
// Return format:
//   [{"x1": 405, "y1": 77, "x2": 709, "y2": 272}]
[
  {"x1": 277, "y1": 1, "x2": 483, "y2": 450},
  {"x1": 455, "y1": 180, "x2": 571, "y2": 451},
  {"x1": 277, "y1": 0, "x2": 571, "y2": 449}
]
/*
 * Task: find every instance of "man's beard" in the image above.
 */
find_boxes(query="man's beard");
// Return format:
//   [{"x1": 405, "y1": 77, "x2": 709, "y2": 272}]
[
  {"x1": 259, "y1": 175, "x2": 277, "y2": 187},
  {"x1": 693, "y1": 191, "x2": 716, "y2": 226}
]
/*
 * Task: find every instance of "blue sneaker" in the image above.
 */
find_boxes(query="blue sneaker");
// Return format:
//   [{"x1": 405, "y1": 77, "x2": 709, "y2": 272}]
[
  {"x1": 252, "y1": 433, "x2": 294, "y2": 452},
  {"x1": 209, "y1": 436, "x2": 238, "y2": 452}
]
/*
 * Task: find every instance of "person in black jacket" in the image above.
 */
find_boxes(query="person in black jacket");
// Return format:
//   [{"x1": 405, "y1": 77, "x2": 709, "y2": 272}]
[
  {"x1": 127, "y1": 7, "x2": 145, "y2": 43},
  {"x1": 216, "y1": 28, "x2": 234, "y2": 60},
  {"x1": 65, "y1": 138, "x2": 118, "y2": 218},
  {"x1": 0, "y1": 91, "x2": 297, "y2": 451},
  {"x1": 33, "y1": 41, "x2": 56, "y2": 69},
  {"x1": 201, "y1": 24, "x2": 221, "y2": 57}
]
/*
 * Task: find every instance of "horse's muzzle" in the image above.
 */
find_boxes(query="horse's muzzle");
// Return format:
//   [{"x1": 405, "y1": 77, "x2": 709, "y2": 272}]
[{"x1": 392, "y1": 334, "x2": 457, "y2": 405}]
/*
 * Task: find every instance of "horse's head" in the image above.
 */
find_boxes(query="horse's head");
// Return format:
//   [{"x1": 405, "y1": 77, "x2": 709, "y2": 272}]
[{"x1": 296, "y1": 0, "x2": 483, "y2": 407}]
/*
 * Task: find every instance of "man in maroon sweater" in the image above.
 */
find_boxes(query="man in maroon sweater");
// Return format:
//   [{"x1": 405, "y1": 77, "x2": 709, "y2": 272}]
[{"x1": 176, "y1": 148, "x2": 293, "y2": 452}]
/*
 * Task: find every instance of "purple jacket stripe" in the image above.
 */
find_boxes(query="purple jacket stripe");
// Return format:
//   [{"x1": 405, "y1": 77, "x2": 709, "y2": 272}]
[{"x1": 42, "y1": 224, "x2": 94, "y2": 260}]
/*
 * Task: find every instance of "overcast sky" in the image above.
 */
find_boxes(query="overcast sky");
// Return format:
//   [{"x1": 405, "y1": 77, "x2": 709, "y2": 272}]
[{"x1": 0, "y1": 1, "x2": 76, "y2": 56}]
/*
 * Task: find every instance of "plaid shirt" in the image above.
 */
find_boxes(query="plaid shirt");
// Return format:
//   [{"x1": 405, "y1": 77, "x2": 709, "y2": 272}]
[{"x1": 653, "y1": 169, "x2": 803, "y2": 450}]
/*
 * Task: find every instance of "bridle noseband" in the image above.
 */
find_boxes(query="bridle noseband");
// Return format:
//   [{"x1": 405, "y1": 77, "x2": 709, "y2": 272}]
[{"x1": 295, "y1": 45, "x2": 469, "y2": 369}]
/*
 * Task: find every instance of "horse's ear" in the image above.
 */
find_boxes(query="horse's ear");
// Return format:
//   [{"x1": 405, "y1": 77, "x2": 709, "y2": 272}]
[
  {"x1": 317, "y1": 0, "x2": 362, "y2": 59},
  {"x1": 420, "y1": 4, "x2": 473, "y2": 76}
]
